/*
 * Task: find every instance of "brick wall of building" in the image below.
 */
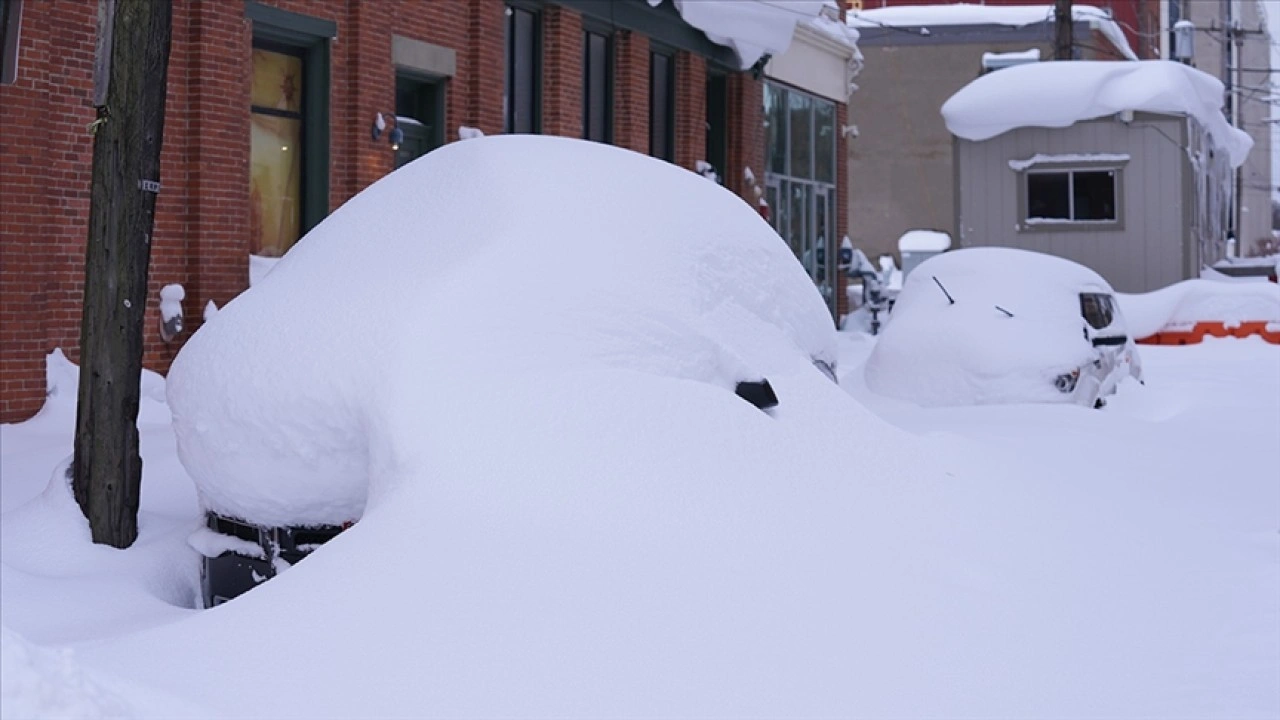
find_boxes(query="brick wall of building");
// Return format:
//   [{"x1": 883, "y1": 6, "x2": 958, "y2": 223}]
[{"x1": 0, "y1": 0, "x2": 839, "y2": 422}]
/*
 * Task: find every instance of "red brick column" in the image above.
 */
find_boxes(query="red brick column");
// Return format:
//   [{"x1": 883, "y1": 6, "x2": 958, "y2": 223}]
[
  {"x1": 344, "y1": 0, "x2": 394, "y2": 203},
  {"x1": 613, "y1": 30, "x2": 649, "y2": 155},
  {"x1": 465, "y1": 0, "x2": 505, "y2": 137},
  {"x1": 186, "y1": 0, "x2": 252, "y2": 335},
  {"x1": 542, "y1": 6, "x2": 583, "y2": 139},
  {"x1": 673, "y1": 51, "x2": 705, "y2": 171},
  {"x1": 726, "y1": 73, "x2": 765, "y2": 207}
]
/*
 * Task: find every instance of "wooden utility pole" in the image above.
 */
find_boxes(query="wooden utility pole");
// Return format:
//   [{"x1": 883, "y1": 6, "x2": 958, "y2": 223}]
[
  {"x1": 1054, "y1": 0, "x2": 1074, "y2": 60},
  {"x1": 73, "y1": 0, "x2": 172, "y2": 548}
]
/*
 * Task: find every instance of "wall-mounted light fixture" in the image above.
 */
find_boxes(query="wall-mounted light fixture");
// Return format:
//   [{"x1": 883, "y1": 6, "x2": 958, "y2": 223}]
[{"x1": 371, "y1": 112, "x2": 404, "y2": 151}]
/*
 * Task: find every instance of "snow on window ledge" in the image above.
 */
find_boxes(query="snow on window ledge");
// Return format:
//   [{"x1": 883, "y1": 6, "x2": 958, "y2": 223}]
[{"x1": 1009, "y1": 153, "x2": 1131, "y2": 171}]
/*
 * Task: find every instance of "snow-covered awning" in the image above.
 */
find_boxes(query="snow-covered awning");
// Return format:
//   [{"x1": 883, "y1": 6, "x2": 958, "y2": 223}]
[
  {"x1": 650, "y1": 0, "x2": 833, "y2": 69},
  {"x1": 941, "y1": 60, "x2": 1253, "y2": 168},
  {"x1": 847, "y1": 3, "x2": 1138, "y2": 61}
]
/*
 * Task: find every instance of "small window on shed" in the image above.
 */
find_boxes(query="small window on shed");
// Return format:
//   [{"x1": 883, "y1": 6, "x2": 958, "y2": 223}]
[{"x1": 1024, "y1": 168, "x2": 1120, "y2": 226}]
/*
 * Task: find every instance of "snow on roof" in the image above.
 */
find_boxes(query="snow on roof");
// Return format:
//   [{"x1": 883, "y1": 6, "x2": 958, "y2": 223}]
[
  {"x1": 898, "y1": 229, "x2": 952, "y2": 253},
  {"x1": 661, "y1": 0, "x2": 831, "y2": 69},
  {"x1": 848, "y1": 3, "x2": 1138, "y2": 61},
  {"x1": 941, "y1": 60, "x2": 1254, "y2": 168}
]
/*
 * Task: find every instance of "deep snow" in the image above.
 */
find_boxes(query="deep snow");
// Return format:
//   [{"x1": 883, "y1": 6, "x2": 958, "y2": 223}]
[
  {"x1": 1, "y1": 137, "x2": 1277, "y2": 718},
  {"x1": 3, "y1": 334, "x2": 1277, "y2": 718}
]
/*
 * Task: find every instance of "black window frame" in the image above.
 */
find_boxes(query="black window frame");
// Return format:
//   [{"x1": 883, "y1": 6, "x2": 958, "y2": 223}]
[
  {"x1": 1018, "y1": 163, "x2": 1126, "y2": 231},
  {"x1": 504, "y1": 2, "x2": 542, "y2": 134},
  {"x1": 649, "y1": 46, "x2": 676, "y2": 161},
  {"x1": 0, "y1": 0, "x2": 23, "y2": 85},
  {"x1": 246, "y1": 2, "x2": 333, "y2": 242},
  {"x1": 394, "y1": 70, "x2": 446, "y2": 168},
  {"x1": 582, "y1": 23, "x2": 614, "y2": 144},
  {"x1": 705, "y1": 69, "x2": 728, "y2": 184}
]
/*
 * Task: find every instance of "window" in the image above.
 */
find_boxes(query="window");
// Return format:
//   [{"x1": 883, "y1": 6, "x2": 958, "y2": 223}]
[
  {"x1": 583, "y1": 28, "x2": 613, "y2": 143},
  {"x1": 649, "y1": 49, "x2": 675, "y2": 161},
  {"x1": 1025, "y1": 169, "x2": 1119, "y2": 224},
  {"x1": 504, "y1": 4, "x2": 540, "y2": 134},
  {"x1": 0, "y1": 0, "x2": 23, "y2": 85},
  {"x1": 246, "y1": 2, "x2": 333, "y2": 258},
  {"x1": 250, "y1": 45, "x2": 306, "y2": 258},
  {"x1": 394, "y1": 72, "x2": 444, "y2": 168},
  {"x1": 705, "y1": 71, "x2": 728, "y2": 183},
  {"x1": 763, "y1": 81, "x2": 839, "y2": 317}
]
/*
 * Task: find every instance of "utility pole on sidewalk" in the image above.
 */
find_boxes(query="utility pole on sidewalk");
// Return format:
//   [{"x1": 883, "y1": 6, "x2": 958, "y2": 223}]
[
  {"x1": 1054, "y1": 0, "x2": 1074, "y2": 60},
  {"x1": 72, "y1": 0, "x2": 173, "y2": 548}
]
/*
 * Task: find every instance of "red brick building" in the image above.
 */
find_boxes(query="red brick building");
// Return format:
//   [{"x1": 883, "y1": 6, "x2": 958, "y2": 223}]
[{"x1": 0, "y1": 0, "x2": 851, "y2": 422}]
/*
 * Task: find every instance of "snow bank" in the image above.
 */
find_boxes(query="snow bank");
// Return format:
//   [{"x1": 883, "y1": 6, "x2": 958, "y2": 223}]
[
  {"x1": 139, "y1": 134, "x2": 935, "y2": 716},
  {"x1": 865, "y1": 247, "x2": 1136, "y2": 406},
  {"x1": 942, "y1": 60, "x2": 1253, "y2": 168},
  {"x1": 168, "y1": 135, "x2": 841, "y2": 529},
  {"x1": 0, "y1": 626, "x2": 133, "y2": 719},
  {"x1": 1118, "y1": 279, "x2": 1280, "y2": 339},
  {"x1": 848, "y1": 3, "x2": 1137, "y2": 61},
  {"x1": 665, "y1": 0, "x2": 829, "y2": 69}
]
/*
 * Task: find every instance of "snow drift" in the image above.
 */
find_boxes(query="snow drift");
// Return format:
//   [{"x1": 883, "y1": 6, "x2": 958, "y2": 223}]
[
  {"x1": 942, "y1": 60, "x2": 1253, "y2": 167},
  {"x1": 865, "y1": 247, "x2": 1140, "y2": 407},
  {"x1": 1118, "y1": 279, "x2": 1280, "y2": 339}
]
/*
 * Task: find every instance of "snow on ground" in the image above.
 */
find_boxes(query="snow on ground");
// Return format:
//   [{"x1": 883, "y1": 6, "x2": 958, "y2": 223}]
[
  {"x1": 3, "y1": 332, "x2": 1276, "y2": 718},
  {"x1": 1119, "y1": 279, "x2": 1280, "y2": 338},
  {"x1": 942, "y1": 60, "x2": 1253, "y2": 167},
  {"x1": 1, "y1": 137, "x2": 1277, "y2": 717}
]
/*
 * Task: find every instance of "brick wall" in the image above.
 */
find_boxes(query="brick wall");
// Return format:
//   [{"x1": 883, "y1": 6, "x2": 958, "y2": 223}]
[{"x1": 613, "y1": 30, "x2": 649, "y2": 155}]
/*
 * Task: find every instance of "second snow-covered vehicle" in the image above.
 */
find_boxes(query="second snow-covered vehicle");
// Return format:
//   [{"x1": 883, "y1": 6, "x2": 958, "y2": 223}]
[{"x1": 864, "y1": 247, "x2": 1143, "y2": 408}]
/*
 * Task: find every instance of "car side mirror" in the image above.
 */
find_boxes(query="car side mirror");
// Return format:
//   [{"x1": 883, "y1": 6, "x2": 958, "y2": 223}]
[{"x1": 735, "y1": 379, "x2": 778, "y2": 410}]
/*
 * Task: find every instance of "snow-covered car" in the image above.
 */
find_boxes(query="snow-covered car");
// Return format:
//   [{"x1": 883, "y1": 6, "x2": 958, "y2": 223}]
[
  {"x1": 167, "y1": 135, "x2": 849, "y2": 614},
  {"x1": 864, "y1": 247, "x2": 1143, "y2": 408}
]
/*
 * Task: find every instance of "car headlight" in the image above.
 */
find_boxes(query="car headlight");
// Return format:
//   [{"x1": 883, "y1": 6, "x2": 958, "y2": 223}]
[{"x1": 1054, "y1": 369, "x2": 1080, "y2": 393}]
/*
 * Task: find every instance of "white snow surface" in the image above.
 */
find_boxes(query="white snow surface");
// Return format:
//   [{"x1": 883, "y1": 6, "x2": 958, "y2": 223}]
[
  {"x1": 848, "y1": 3, "x2": 1137, "y2": 60},
  {"x1": 3, "y1": 322, "x2": 1278, "y2": 717},
  {"x1": 668, "y1": 0, "x2": 828, "y2": 68},
  {"x1": 943, "y1": 60, "x2": 1254, "y2": 168},
  {"x1": 1118, "y1": 279, "x2": 1280, "y2": 338},
  {"x1": 1, "y1": 627, "x2": 134, "y2": 719},
  {"x1": 168, "y1": 134, "x2": 840, "y2": 527},
  {"x1": 865, "y1": 247, "x2": 1136, "y2": 407},
  {"x1": 248, "y1": 253, "x2": 280, "y2": 287},
  {"x1": 898, "y1": 229, "x2": 952, "y2": 252},
  {"x1": 158, "y1": 284, "x2": 184, "y2": 323}
]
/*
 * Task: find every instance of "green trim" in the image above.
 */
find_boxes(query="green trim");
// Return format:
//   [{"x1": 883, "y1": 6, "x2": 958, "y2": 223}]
[{"x1": 245, "y1": 2, "x2": 336, "y2": 40}]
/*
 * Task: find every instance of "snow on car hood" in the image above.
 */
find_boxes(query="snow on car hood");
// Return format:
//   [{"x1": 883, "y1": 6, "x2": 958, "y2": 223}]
[
  {"x1": 865, "y1": 247, "x2": 1134, "y2": 407},
  {"x1": 167, "y1": 135, "x2": 839, "y2": 528}
]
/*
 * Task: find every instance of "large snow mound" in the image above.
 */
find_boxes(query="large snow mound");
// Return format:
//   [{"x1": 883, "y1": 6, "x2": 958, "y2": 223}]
[
  {"x1": 167, "y1": 134, "x2": 840, "y2": 528},
  {"x1": 848, "y1": 3, "x2": 1137, "y2": 60},
  {"x1": 865, "y1": 247, "x2": 1133, "y2": 407},
  {"x1": 149, "y1": 134, "x2": 936, "y2": 716},
  {"x1": 1118, "y1": 279, "x2": 1280, "y2": 338},
  {"x1": 942, "y1": 60, "x2": 1253, "y2": 168}
]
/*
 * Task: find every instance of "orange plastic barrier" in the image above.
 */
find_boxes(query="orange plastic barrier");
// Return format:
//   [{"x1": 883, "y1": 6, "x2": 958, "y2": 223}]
[{"x1": 1137, "y1": 321, "x2": 1280, "y2": 345}]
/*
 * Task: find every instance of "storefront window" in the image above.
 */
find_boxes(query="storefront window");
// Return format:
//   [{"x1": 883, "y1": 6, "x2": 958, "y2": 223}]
[{"x1": 764, "y1": 82, "x2": 838, "y2": 317}]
